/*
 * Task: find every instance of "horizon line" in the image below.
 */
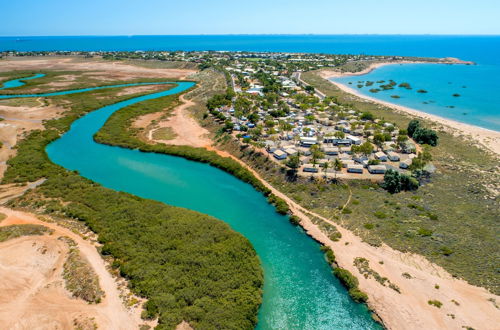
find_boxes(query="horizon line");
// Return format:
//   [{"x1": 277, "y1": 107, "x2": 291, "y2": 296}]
[{"x1": 1, "y1": 33, "x2": 500, "y2": 38}]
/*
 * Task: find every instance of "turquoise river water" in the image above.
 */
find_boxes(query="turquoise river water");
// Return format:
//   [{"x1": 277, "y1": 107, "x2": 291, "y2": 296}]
[{"x1": 1, "y1": 79, "x2": 379, "y2": 329}]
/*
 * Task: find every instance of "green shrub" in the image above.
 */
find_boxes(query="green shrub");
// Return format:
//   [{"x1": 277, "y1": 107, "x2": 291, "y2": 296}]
[
  {"x1": 320, "y1": 246, "x2": 336, "y2": 265},
  {"x1": 364, "y1": 223, "x2": 375, "y2": 230},
  {"x1": 342, "y1": 207, "x2": 352, "y2": 214},
  {"x1": 374, "y1": 211, "x2": 387, "y2": 219},
  {"x1": 440, "y1": 246, "x2": 454, "y2": 256},
  {"x1": 417, "y1": 228, "x2": 433, "y2": 237},
  {"x1": 428, "y1": 300, "x2": 443, "y2": 308},
  {"x1": 333, "y1": 267, "x2": 359, "y2": 290},
  {"x1": 289, "y1": 215, "x2": 301, "y2": 226},
  {"x1": 413, "y1": 127, "x2": 439, "y2": 146},
  {"x1": 348, "y1": 288, "x2": 368, "y2": 303}
]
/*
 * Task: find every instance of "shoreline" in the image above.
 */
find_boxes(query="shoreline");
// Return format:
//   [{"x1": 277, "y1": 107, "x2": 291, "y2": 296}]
[
  {"x1": 319, "y1": 63, "x2": 500, "y2": 156},
  {"x1": 144, "y1": 94, "x2": 500, "y2": 330}
]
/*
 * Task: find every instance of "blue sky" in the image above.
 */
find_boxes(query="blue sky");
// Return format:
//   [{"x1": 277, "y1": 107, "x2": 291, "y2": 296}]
[{"x1": 2, "y1": 0, "x2": 499, "y2": 36}]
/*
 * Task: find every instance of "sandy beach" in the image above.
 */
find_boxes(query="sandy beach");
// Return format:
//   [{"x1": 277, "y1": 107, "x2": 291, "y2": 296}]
[{"x1": 319, "y1": 63, "x2": 500, "y2": 156}]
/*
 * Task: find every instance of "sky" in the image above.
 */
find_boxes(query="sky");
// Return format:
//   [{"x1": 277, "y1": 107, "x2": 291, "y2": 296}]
[{"x1": 1, "y1": 0, "x2": 499, "y2": 36}]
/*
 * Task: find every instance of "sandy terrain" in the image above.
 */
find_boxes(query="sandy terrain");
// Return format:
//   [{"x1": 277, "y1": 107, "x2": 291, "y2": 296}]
[
  {"x1": 1, "y1": 58, "x2": 497, "y2": 329},
  {"x1": 319, "y1": 64, "x2": 500, "y2": 156},
  {"x1": 211, "y1": 147, "x2": 500, "y2": 330},
  {"x1": 0, "y1": 57, "x2": 196, "y2": 80},
  {"x1": 136, "y1": 93, "x2": 211, "y2": 148},
  {"x1": 146, "y1": 95, "x2": 500, "y2": 330},
  {"x1": 0, "y1": 99, "x2": 64, "y2": 178},
  {"x1": 0, "y1": 207, "x2": 148, "y2": 329},
  {"x1": 150, "y1": 95, "x2": 211, "y2": 147}
]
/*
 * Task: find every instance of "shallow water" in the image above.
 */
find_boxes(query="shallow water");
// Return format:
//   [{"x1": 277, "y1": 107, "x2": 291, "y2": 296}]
[
  {"x1": 0, "y1": 73, "x2": 45, "y2": 90},
  {"x1": 332, "y1": 63, "x2": 500, "y2": 131},
  {"x1": 2, "y1": 79, "x2": 379, "y2": 329}
]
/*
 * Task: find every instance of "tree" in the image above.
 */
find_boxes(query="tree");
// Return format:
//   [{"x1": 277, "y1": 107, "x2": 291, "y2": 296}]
[
  {"x1": 407, "y1": 119, "x2": 421, "y2": 137},
  {"x1": 382, "y1": 170, "x2": 403, "y2": 194},
  {"x1": 333, "y1": 158, "x2": 343, "y2": 182},
  {"x1": 224, "y1": 120, "x2": 234, "y2": 131},
  {"x1": 321, "y1": 161, "x2": 329, "y2": 179},
  {"x1": 412, "y1": 127, "x2": 439, "y2": 146},
  {"x1": 397, "y1": 134, "x2": 408, "y2": 149},
  {"x1": 357, "y1": 141, "x2": 374, "y2": 156},
  {"x1": 334, "y1": 130, "x2": 345, "y2": 139},
  {"x1": 310, "y1": 145, "x2": 324, "y2": 166},
  {"x1": 360, "y1": 112, "x2": 375, "y2": 121},
  {"x1": 305, "y1": 85, "x2": 315, "y2": 94},
  {"x1": 382, "y1": 169, "x2": 419, "y2": 193},
  {"x1": 373, "y1": 133, "x2": 385, "y2": 147},
  {"x1": 410, "y1": 145, "x2": 433, "y2": 171},
  {"x1": 286, "y1": 154, "x2": 300, "y2": 169},
  {"x1": 286, "y1": 154, "x2": 301, "y2": 181}
]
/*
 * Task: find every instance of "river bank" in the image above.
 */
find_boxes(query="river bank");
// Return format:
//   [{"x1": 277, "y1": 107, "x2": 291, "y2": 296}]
[
  {"x1": 320, "y1": 63, "x2": 500, "y2": 156},
  {"x1": 2, "y1": 60, "x2": 498, "y2": 329},
  {"x1": 142, "y1": 85, "x2": 500, "y2": 330},
  {"x1": 0, "y1": 207, "x2": 148, "y2": 329}
]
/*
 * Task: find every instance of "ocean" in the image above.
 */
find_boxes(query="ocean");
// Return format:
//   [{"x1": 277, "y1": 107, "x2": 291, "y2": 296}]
[{"x1": 1, "y1": 35, "x2": 499, "y2": 130}]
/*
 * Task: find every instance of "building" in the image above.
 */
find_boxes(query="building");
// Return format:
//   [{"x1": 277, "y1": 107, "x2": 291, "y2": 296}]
[
  {"x1": 347, "y1": 135, "x2": 362, "y2": 145},
  {"x1": 347, "y1": 165, "x2": 364, "y2": 173},
  {"x1": 303, "y1": 164, "x2": 319, "y2": 173},
  {"x1": 273, "y1": 150, "x2": 287, "y2": 160},
  {"x1": 323, "y1": 146, "x2": 339, "y2": 156},
  {"x1": 399, "y1": 159, "x2": 412, "y2": 169},
  {"x1": 284, "y1": 147, "x2": 298, "y2": 156},
  {"x1": 387, "y1": 151, "x2": 400, "y2": 161},
  {"x1": 375, "y1": 151, "x2": 388, "y2": 162},
  {"x1": 368, "y1": 165, "x2": 387, "y2": 174},
  {"x1": 300, "y1": 136, "x2": 317, "y2": 147}
]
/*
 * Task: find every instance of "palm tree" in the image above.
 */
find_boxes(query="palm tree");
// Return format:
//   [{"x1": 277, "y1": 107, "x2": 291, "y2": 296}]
[
  {"x1": 321, "y1": 161, "x2": 329, "y2": 179},
  {"x1": 333, "y1": 158, "x2": 343, "y2": 182}
]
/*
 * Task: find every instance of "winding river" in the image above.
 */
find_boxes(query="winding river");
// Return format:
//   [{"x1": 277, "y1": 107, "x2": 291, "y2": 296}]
[{"x1": 1, "y1": 78, "x2": 379, "y2": 329}]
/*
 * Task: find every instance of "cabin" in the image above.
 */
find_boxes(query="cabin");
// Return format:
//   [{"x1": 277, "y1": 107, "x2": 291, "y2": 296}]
[
  {"x1": 387, "y1": 151, "x2": 400, "y2": 161},
  {"x1": 300, "y1": 136, "x2": 318, "y2": 147},
  {"x1": 375, "y1": 151, "x2": 388, "y2": 162},
  {"x1": 336, "y1": 139, "x2": 352, "y2": 146},
  {"x1": 303, "y1": 164, "x2": 319, "y2": 173},
  {"x1": 347, "y1": 165, "x2": 364, "y2": 173},
  {"x1": 273, "y1": 150, "x2": 287, "y2": 160},
  {"x1": 368, "y1": 165, "x2": 387, "y2": 174},
  {"x1": 323, "y1": 146, "x2": 339, "y2": 156},
  {"x1": 284, "y1": 147, "x2": 298, "y2": 156},
  {"x1": 399, "y1": 159, "x2": 412, "y2": 169},
  {"x1": 342, "y1": 160, "x2": 356, "y2": 168},
  {"x1": 347, "y1": 135, "x2": 362, "y2": 145}
]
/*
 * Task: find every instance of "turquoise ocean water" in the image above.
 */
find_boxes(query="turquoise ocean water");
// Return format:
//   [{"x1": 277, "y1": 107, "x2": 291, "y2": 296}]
[
  {"x1": 1, "y1": 81, "x2": 380, "y2": 329},
  {"x1": 332, "y1": 63, "x2": 500, "y2": 131},
  {"x1": 1, "y1": 35, "x2": 499, "y2": 130}
]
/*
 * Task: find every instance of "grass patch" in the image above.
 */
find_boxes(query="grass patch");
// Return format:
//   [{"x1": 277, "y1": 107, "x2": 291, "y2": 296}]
[
  {"x1": 354, "y1": 257, "x2": 401, "y2": 293},
  {"x1": 152, "y1": 127, "x2": 177, "y2": 141},
  {"x1": 0, "y1": 224, "x2": 52, "y2": 242},
  {"x1": 60, "y1": 236, "x2": 105, "y2": 304}
]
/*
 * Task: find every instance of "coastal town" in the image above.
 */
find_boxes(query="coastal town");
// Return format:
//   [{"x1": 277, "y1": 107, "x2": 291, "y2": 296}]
[
  {"x1": 0, "y1": 50, "x2": 441, "y2": 181},
  {"x1": 204, "y1": 54, "x2": 425, "y2": 180}
]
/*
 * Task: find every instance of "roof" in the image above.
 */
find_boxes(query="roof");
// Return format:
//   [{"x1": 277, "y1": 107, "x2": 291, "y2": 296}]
[
  {"x1": 273, "y1": 150, "x2": 286, "y2": 156},
  {"x1": 284, "y1": 148, "x2": 298, "y2": 155},
  {"x1": 368, "y1": 165, "x2": 386, "y2": 171}
]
